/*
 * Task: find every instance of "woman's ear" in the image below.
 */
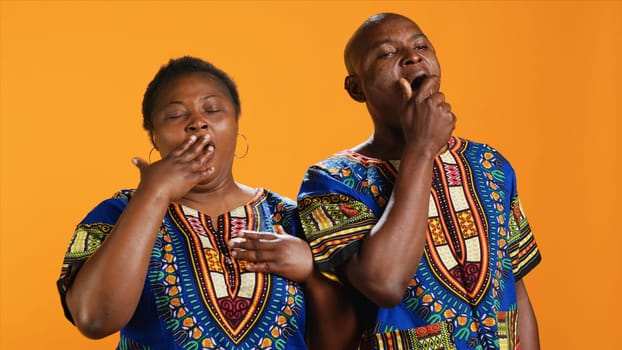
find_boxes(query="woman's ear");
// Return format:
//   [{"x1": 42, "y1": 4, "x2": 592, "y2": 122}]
[
  {"x1": 344, "y1": 75, "x2": 366, "y2": 103},
  {"x1": 150, "y1": 132, "x2": 158, "y2": 150}
]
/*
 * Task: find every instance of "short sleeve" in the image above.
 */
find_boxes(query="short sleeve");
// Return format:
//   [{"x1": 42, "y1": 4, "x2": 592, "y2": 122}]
[
  {"x1": 56, "y1": 191, "x2": 130, "y2": 323},
  {"x1": 297, "y1": 165, "x2": 378, "y2": 282},
  {"x1": 506, "y1": 175, "x2": 541, "y2": 281},
  {"x1": 264, "y1": 190, "x2": 301, "y2": 239}
]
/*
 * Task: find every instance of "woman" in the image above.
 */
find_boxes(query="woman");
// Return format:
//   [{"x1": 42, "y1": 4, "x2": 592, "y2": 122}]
[{"x1": 56, "y1": 56, "x2": 316, "y2": 349}]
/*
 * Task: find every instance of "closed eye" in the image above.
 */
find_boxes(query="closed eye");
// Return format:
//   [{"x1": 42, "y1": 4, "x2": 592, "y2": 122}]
[
  {"x1": 378, "y1": 50, "x2": 397, "y2": 59},
  {"x1": 166, "y1": 112, "x2": 187, "y2": 119},
  {"x1": 204, "y1": 107, "x2": 221, "y2": 114}
]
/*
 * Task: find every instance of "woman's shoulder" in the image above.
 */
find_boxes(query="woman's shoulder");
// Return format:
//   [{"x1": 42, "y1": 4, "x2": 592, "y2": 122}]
[
  {"x1": 79, "y1": 189, "x2": 136, "y2": 225},
  {"x1": 112, "y1": 189, "x2": 135, "y2": 200},
  {"x1": 101, "y1": 189, "x2": 137, "y2": 207}
]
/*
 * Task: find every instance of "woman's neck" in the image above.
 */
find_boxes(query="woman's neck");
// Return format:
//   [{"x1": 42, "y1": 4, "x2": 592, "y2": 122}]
[{"x1": 178, "y1": 179, "x2": 256, "y2": 217}]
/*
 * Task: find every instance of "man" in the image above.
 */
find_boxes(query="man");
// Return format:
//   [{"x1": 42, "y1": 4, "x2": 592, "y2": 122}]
[{"x1": 298, "y1": 13, "x2": 541, "y2": 349}]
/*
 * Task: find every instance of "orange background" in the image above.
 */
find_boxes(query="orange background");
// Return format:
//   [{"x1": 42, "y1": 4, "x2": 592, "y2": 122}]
[{"x1": 1, "y1": 1, "x2": 620, "y2": 349}]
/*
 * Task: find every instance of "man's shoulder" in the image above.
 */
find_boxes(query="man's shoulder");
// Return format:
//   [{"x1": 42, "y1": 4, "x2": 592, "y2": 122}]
[
  {"x1": 311, "y1": 149, "x2": 393, "y2": 172},
  {"x1": 262, "y1": 188, "x2": 296, "y2": 209},
  {"x1": 455, "y1": 136, "x2": 507, "y2": 158},
  {"x1": 312, "y1": 149, "x2": 355, "y2": 166},
  {"x1": 453, "y1": 136, "x2": 517, "y2": 179}
]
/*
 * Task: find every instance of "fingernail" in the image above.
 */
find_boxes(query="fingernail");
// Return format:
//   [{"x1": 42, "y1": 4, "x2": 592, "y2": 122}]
[
  {"x1": 207, "y1": 145, "x2": 214, "y2": 152},
  {"x1": 230, "y1": 237, "x2": 246, "y2": 244},
  {"x1": 190, "y1": 135, "x2": 197, "y2": 142},
  {"x1": 131, "y1": 158, "x2": 138, "y2": 165}
]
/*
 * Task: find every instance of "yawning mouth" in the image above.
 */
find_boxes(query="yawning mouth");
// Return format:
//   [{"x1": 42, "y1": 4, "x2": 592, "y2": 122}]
[{"x1": 411, "y1": 75, "x2": 427, "y2": 91}]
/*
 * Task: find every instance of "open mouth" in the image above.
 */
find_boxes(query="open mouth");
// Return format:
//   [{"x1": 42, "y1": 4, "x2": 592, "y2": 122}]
[{"x1": 411, "y1": 75, "x2": 427, "y2": 91}]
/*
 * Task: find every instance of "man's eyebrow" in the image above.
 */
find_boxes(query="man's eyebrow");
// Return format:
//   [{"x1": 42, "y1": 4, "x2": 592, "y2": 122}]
[
  {"x1": 369, "y1": 33, "x2": 427, "y2": 50},
  {"x1": 411, "y1": 33, "x2": 427, "y2": 41}
]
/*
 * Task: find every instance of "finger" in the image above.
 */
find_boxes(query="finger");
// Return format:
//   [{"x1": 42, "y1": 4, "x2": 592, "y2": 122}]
[
  {"x1": 229, "y1": 232, "x2": 277, "y2": 251},
  {"x1": 231, "y1": 247, "x2": 275, "y2": 262},
  {"x1": 431, "y1": 91, "x2": 446, "y2": 104},
  {"x1": 193, "y1": 145, "x2": 215, "y2": 174},
  {"x1": 398, "y1": 77, "x2": 413, "y2": 102},
  {"x1": 196, "y1": 144, "x2": 215, "y2": 165},
  {"x1": 228, "y1": 236, "x2": 247, "y2": 249},
  {"x1": 245, "y1": 262, "x2": 271, "y2": 274},
  {"x1": 132, "y1": 157, "x2": 149, "y2": 170},
  {"x1": 228, "y1": 237, "x2": 255, "y2": 251},
  {"x1": 439, "y1": 101, "x2": 451, "y2": 113},
  {"x1": 415, "y1": 75, "x2": 441, "y2": 104},
  {"x1": 238, "y1": 230, "x2": 278, "y2": 240},
  {"x1": 185, "y1": 134, "x2": 211, "y2": 161},
  {"x1": 170, "y1": 135, "x2": 198, "y2": 157},
  {"x1": 197, "y1": 166, "x2": 215, "y2": 181}
]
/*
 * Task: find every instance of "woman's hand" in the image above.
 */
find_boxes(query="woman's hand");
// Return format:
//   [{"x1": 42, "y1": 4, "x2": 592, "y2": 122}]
[
  {"x1": 228, "y1": 225, "x2": 314, "y2": 283},
  {"x1": 132, "y1": 134, "x2": 215, "y2": 201}
]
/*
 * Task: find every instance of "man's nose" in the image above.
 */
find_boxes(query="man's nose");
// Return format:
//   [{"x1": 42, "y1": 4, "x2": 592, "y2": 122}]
[{"x1": 400, "y1": 48, "x2": 423, "y2": 66}]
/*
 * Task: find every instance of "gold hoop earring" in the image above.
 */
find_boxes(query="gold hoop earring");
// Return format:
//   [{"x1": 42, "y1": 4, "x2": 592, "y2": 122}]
[
  {"x1": 235, "y1": 133, "x2": 249, "y2": 159},
  {"x1": 148, "y1": 147, "x2": 158, "y2": 164}
]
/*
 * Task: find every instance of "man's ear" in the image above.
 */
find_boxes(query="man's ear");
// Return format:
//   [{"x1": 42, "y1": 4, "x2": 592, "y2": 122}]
[{"x1": 344, "y1": 75, "x2": 366, "y2": 103}]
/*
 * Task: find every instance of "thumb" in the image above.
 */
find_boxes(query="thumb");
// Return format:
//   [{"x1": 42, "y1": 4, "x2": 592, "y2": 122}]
[
  {"x1": 273, "y1": 225, "x2": 285, "y2": 235},
  {"x1": 132, "y1": 157, "x2": 149, "y2": 170},
  {"x1": 398, "y1": 77, "x2": 413, "y2": 103}
]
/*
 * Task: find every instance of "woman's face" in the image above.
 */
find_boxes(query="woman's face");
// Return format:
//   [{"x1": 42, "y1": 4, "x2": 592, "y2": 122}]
[{"x1": 150, "y1": 72, "x2": 238, "y2": 187}]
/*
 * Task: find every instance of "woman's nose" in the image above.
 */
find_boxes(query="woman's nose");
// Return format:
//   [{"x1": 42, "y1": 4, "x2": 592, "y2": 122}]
[
  {"x1": 400, "y1": 48, "x2": 423, "y2": 66},
  {"x1": 186, "y1": 114, "x2": 208, "y2": 132}
]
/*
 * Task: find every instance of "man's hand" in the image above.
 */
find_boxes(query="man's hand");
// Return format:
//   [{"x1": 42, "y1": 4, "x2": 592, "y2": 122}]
[{"x1": 399, "y1": 76, "x2": 455, "y2": 156}]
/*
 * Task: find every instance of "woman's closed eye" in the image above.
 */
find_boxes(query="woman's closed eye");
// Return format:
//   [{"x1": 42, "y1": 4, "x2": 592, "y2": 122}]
[
  {"x1": 165, "y1": 111, "x2": 188, "y2": 120},
  {"x1": 204, "y1": 107, "x2": 221, "y2": 113},
  {"x1": 203, "y1": 101, "x2": 225, "y2": 114}
]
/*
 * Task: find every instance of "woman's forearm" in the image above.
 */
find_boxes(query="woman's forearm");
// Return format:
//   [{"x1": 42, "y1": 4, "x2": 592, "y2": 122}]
[{"x1": 65, "y1": 188, "x2": 169, "y2": 338}]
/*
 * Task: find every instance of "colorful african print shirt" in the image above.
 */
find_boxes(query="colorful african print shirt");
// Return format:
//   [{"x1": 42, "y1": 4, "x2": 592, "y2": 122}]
[
  {"x1": 57, "y1": 188, "x2": 306, "y2": 350},
  {"x1": 298, "y1": 137, "x2": 541, "y2": 350}
]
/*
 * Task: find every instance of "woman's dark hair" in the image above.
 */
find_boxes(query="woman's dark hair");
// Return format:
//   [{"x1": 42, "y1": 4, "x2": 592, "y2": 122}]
[{"x1": 141, "y1": 56, "x2": 241, "y2": 131}]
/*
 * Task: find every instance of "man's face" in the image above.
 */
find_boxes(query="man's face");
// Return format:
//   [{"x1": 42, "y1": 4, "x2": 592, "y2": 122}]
[{"x1": 348, "y1": 15, "x2": 441, "y2": 119}]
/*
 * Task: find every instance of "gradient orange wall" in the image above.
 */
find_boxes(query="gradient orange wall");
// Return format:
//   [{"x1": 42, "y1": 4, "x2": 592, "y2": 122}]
[{"x1": 1, "y1": 1, "x2": 620, "y2": 349}]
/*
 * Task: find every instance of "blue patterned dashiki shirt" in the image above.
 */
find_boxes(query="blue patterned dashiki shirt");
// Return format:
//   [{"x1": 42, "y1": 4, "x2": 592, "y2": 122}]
[
  {"x1": 297, "y1": 137, "x2": 541, "y2": 350},
  {"x1": 57, "y1": 188, "x2": 307, "y2": 350}
]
